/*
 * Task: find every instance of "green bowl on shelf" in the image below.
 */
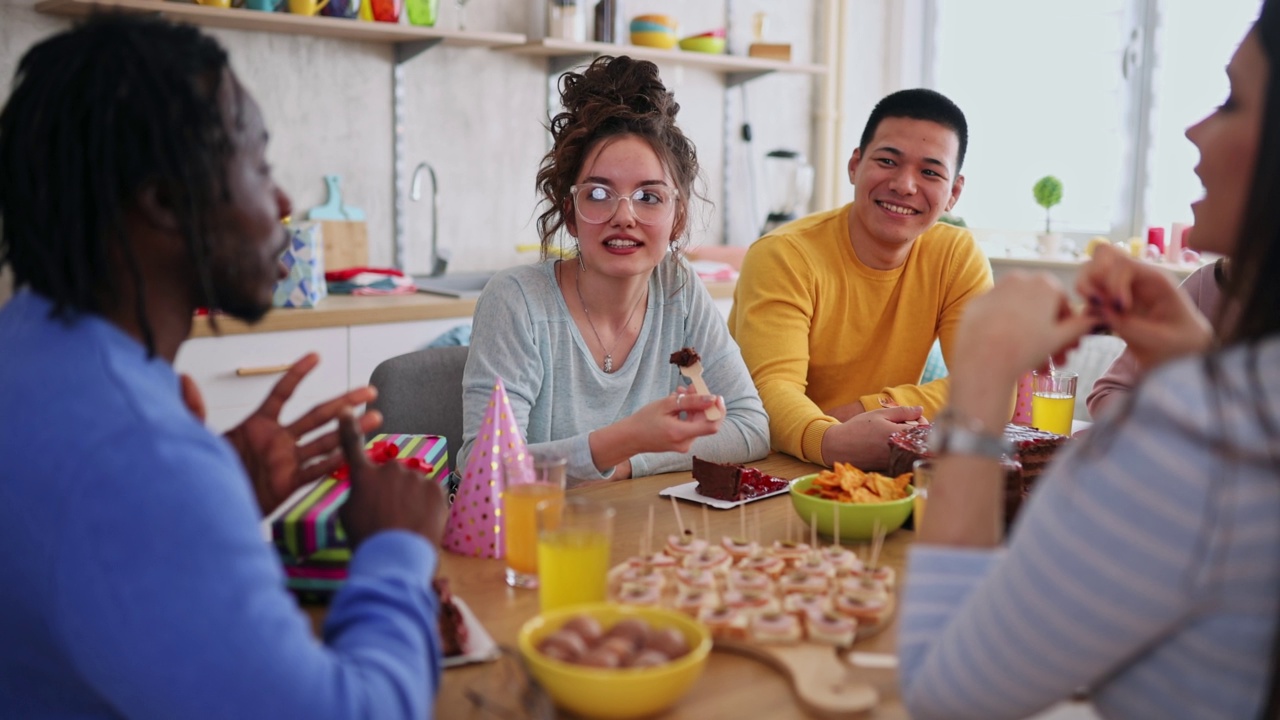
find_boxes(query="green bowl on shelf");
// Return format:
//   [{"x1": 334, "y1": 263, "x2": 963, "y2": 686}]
[{"x1": 678, "y1": 35, "x2": 726, "y2": 54}]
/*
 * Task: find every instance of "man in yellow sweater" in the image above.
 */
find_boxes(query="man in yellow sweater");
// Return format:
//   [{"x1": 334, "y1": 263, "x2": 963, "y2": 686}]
[{"x1": 729, "y1": 89, "x2": 992, "y2": 470}]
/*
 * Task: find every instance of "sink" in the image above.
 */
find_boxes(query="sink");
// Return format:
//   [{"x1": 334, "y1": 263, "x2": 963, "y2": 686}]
[{"x1": 412, "y1": 271, "x2": 496, "y2": 299}]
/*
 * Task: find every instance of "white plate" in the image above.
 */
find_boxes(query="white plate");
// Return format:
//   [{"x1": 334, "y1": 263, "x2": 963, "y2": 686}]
[
  {"x1": 658, "y1": 479, "x2": 790, "y2": 510},
  {"x1": 443, "y1": 595, "x2": 501, "y2": 668}
]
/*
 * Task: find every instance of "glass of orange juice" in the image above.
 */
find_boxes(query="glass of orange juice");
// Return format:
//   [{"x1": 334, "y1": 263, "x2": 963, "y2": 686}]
[
  {"x1": 1031, "y1": 370, "x2": 1078, "y2": 437},
  {"x1": 537, "y1": 497, "x2": 614, "y2": 612},
  {"x1": 911, "y1": 459, "x2": 934, "y2": 532},
  {"x1": 503, "y1": 451, "x2": 567, "y2": 588}
]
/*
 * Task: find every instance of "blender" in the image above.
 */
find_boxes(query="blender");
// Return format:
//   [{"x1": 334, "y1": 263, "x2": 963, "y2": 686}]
[{"x1": 760, "y1": 149, "x2": 814, "y2": 236}]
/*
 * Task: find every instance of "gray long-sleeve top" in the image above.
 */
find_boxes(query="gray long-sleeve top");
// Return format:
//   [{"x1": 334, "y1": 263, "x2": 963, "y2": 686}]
[{"x1": 460, "y1": 257, "x2": 770, "y2": 483}]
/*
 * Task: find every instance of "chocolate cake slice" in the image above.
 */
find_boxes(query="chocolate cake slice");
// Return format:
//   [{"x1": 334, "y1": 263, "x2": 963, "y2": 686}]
[
  {"x1": 887, "y1": 423, "x2": 1067, "y2": 526},
  {"x1": 432, "y1": 577, "x2": 468, "y2": 657},
  {"x1": 692, "y1": 456, "x2": 788, "y2": 502}
]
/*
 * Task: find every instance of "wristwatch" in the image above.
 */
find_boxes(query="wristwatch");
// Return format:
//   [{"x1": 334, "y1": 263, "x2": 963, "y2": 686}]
[{"x1": 927, "y1": 409, "x2": 1013, "y2": 460}]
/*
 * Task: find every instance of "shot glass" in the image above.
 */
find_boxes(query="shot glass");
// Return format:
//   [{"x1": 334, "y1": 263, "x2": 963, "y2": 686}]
[
  {"x1": 1031, "y1": 370, "x2": 1078, "y2": 437},
  {"x1": 911, "y1": 459, "x2": 934, "y2": 533},
  {"x1": 502, "y1": 451, "x2": 567, "y2": 589},
  {"x1": 537, "y1": 497, "x2": 615, "y2": 612}
]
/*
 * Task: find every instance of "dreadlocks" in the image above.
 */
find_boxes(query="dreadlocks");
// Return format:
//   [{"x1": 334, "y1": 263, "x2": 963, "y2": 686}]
[{"x1": 0, "y1": 13, "x2": 234, "y2": 355}]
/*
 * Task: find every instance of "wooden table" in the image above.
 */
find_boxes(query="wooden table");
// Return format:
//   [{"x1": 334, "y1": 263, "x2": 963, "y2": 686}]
[{"x1": 310, "y1": 454, "x2": 913, "y2": 719}]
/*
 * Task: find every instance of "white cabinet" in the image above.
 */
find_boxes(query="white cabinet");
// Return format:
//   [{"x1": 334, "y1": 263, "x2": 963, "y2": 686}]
[
  {"x1": 348, "y1": 318, "x2": 470, "y2": 389},
  {"x1": 175, "y1": 327, "x2": 348, "y2": 432},
  {"x1": 175, "y1": 317, "x2": 474, "y2": 433}
]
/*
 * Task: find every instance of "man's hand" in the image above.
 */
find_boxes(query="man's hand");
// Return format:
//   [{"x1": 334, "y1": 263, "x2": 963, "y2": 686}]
[
  {"x1": 818, "y1": 405, "x2": 924, "y2": 471},
  {"x1": 212, "y1": 353, "x2": 382, "y2": 516},
  {"x1": 337, "y1": 411, "x2": 448, "y2": 549},
  {"x1": 824, "y1": 399, "x2": 868, "y2": 423}
]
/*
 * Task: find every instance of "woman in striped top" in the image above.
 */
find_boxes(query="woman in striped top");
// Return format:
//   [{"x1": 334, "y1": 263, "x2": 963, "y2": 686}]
[{"x1": 900, "y1": 3, "x2": 1280, "y2": 718}]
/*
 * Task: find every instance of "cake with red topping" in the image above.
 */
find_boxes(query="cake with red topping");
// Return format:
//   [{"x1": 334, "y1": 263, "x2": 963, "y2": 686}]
[
  {"x1": 887, "y1": 423, "x2": 1066, "y2": 525},
  {"x1": 433, "y1": 577, "x2": 469, "y2": 658},
  {"x1": 692, "y1": 456, "x2": 789, "y2": 502}
]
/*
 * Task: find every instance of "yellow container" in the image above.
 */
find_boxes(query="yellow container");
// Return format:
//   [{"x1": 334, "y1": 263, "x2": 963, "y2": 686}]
[
  {"x1": 518, "y1": 603, "x2": 712, "y2": 720},
  {"x1": 630, "y1": 30, "x2": 678, "y2": 49}
]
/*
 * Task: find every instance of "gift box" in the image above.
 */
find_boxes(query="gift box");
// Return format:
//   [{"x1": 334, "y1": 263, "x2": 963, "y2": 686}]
[
  {"x1": 272, "y1": 221, "x2": 328, "y2": 309},
  {"x1": 272, "y1": 433, "x2": 448, "y2": 566}
]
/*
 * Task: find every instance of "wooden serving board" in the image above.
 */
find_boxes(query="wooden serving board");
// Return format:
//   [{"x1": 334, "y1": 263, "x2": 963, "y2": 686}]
[
  {"x1": 711, "y1": 594, "x2": 894, "y2": 718},
  {"x1": 318, "y1": 219, "x2": 368, "y2": 272}
]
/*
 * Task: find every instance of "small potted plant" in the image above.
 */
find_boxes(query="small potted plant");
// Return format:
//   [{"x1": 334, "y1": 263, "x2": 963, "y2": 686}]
[{"x1": 1033, "y1": 175, "x2": 1064, "y2": 256}]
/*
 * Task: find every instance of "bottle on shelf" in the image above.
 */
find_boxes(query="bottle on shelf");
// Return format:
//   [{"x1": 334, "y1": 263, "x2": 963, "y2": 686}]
[{"x1": 547, "y1": 0, "x2": 586, "y2": 42}]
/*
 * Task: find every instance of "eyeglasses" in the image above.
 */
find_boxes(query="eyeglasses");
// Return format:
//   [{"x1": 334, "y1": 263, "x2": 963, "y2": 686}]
[{"x1": 570, "y1": 183, "x2": 678, "y2": 225}]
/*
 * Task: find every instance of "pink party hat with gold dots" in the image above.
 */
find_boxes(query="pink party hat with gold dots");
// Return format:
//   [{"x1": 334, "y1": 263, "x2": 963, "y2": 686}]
[{"x1": 442, "y1": 377, "x2": 534, "y2": 558}]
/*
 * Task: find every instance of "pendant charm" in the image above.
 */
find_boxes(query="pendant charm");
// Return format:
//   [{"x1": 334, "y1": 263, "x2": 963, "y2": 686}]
[{"x1": 604, "y1": 354, "x2": 613, "y2": 373}]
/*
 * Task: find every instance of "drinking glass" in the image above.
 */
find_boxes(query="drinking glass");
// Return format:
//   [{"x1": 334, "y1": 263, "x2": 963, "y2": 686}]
[
  {"x1": 1031, "y1": 370, "x2": 1078, "y2": 437},
  {"x1": 503, "y1": 451, "x2": 567, "y2": 588},
  {"x1": 454, "y1": 0, "x2": 471, "y2": 30},
  {"x1": 911, "y1": 459, "x2": 934, "y2": 533},
  {"x1": 406, "y1": 0, "x2": 437, "y2": 26},
  {"x1": 537, "y1": 497, "x2": 614, "y2": 612}
]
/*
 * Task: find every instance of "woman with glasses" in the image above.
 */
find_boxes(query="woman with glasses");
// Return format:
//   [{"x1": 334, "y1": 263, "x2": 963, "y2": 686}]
[{"x1": 460, "y1": 55, "x2": 769, "y2": 484}]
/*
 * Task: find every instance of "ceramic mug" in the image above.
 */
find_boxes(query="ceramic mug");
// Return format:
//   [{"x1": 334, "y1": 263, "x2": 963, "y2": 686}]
[
  {"x1": 368, "y1": 0, "x2": 402, "y2": 22},
  {"x1": 322, "y1": 0, "x2": 361, "y2": 19},
  {"x1": 405, "y1": 0, "x2": 436, "y2": 26},
  {"x1": 244, "y1": 0, "x2": 282, "y2": 11},
  {"x1": 288, "y1": 0, "x2": 329, "y2": 16}
]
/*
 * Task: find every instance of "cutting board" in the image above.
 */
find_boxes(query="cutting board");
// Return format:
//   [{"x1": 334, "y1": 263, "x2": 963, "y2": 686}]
[
  {"x1": 318, "y1": 219, "x2": 369, "y2": 272},
  {"x1": 307, "y1": 174, "x2": 368, "y2": 272},
  {"x1": 713, "y1": 597, "x2": 893, "y2": 718}
]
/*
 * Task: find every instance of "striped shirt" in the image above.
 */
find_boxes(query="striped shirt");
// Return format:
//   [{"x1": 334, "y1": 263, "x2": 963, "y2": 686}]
[{"x1": 901, "y1": 338, "x2": 1280, "y2": 720}]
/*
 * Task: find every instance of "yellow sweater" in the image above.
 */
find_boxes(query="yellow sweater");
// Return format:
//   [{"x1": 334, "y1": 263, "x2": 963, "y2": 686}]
[{"x1": 728, "y1": 203, "x2": 992, "y2": 465}]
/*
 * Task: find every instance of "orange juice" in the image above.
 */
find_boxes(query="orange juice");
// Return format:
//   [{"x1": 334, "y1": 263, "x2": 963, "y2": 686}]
[
  {"x1": 913, "y1": 491, "x2": 927, "y2": 530},
  {"x1": 1031, "y1": 392, "x2": 1075, "y2": 437},
  {"x1": 537, "y1": 529, "x2": 611, "y2": 611},
  {"x1": 503, "y1": 482, "x2": 564, "y2": 577}
]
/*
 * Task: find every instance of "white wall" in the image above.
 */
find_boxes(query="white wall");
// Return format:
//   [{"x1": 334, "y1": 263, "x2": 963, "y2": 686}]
[{"x1": 0, "y1": 0, "x2": 826, "y2": 298}]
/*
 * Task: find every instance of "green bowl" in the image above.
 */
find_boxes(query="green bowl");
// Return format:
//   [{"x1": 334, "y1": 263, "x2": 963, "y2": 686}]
[
  {"x1": 789, "y1": 474, "x2": 915, "y2": 541},
  {"x1": 678, "y1": 35, "x2": 726, "y2": 54}
]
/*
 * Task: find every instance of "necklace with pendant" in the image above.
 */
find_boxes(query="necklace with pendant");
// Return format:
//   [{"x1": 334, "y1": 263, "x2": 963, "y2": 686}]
[{"x1": 575, "y1": 269, "x2": 647, "y2": 374}]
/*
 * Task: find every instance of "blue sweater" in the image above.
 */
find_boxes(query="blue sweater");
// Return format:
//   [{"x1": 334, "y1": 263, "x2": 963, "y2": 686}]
[{"x1": 0, "y1": 290, "x2": 442, "y2": 719}]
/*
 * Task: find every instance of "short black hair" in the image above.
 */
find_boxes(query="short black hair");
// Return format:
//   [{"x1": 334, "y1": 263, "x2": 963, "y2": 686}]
[
  {"x1": 0, "y1": 13, "x2": 233, "y2": 353},
  {"x1": 858, "y1": 88, "x2": 969, "y2": 173}
]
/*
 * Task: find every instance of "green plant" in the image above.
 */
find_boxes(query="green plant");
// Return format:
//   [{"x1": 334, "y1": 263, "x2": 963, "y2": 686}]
[
  {"x1": 1033, "y1": 175, "x2": 1063, "y2": 234},
  {"x1": 938, "y1": 212, "x2": 967, "y2": 228}
]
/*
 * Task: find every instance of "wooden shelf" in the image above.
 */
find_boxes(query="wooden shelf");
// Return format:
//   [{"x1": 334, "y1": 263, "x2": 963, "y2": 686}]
[
  {"x1": 34, "y1": 0, "x2": 527, "y2": 48},
  {"x1": 504, "y1": 37, "x2": 826, "y2": 84}
]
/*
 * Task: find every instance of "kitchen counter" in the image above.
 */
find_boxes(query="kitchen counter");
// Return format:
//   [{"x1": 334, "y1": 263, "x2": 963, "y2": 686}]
[{"x1": 190, "y1": 280, "x2": 737, "y2": 338}]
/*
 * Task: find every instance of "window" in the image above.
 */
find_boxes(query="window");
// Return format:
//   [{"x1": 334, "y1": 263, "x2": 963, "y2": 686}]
[{"x1": 927, "y1": 0, "x2": 1260, "y2": 241}]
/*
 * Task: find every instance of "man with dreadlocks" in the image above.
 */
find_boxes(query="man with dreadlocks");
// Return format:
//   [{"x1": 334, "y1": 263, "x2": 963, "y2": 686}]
[{"x1": 0, "y1": 14, "x2": 449, "y2": 719}]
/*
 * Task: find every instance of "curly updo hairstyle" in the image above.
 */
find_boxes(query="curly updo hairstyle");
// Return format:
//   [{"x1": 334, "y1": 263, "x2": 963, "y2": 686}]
[{"x1": 535, "y1": 55, "x2": 702, "y2": 259}]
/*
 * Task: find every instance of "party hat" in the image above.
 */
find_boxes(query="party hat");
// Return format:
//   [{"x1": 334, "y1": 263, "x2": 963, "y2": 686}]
[
  {"x1": 1013, "y1": 370, "x2": 1034, "y2": 425},
  {"x1": 442, "y1": 377, "x2": 534, "y2": 558}
]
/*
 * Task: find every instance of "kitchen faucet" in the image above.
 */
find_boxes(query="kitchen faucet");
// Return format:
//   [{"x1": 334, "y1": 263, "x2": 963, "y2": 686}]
[{"x1": 410, "y1": 161, "x2": 448, "y2": 277}]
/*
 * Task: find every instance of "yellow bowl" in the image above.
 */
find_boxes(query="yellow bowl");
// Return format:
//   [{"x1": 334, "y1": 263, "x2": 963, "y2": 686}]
[
  {"x1": 789, "y1": 474, "x2": 916, "y2": 541},
  {"x1": 678, "y1": 35, "x2": 726, "y2": 54},
  {"x1": 517, "y1": 603, "x2": 712, "y2": 719},
  {"x1": 629, "y1": 30, "x2": 678, "y2": 49}
]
